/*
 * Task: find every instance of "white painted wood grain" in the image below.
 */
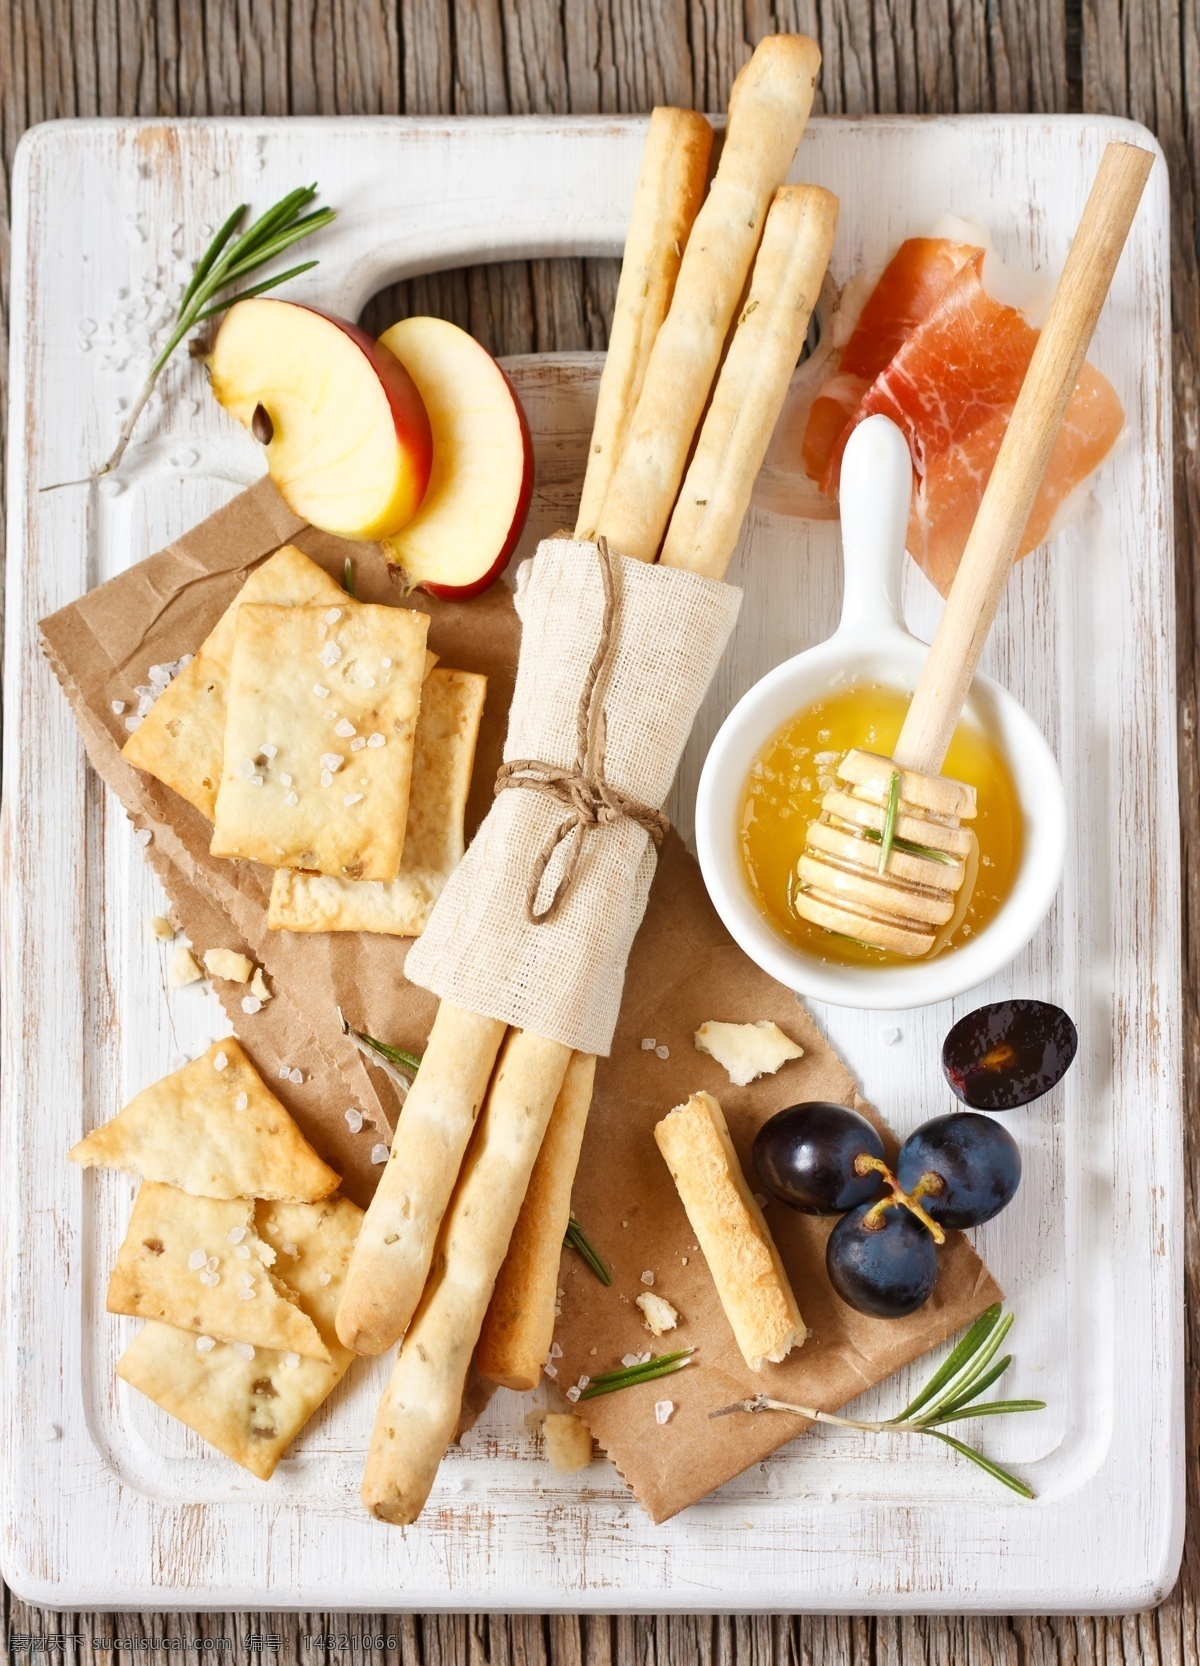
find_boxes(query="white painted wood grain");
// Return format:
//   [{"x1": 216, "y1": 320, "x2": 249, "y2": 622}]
[{"x1": 0, "y1": 114, "x2": 1180, "y2": 1613}]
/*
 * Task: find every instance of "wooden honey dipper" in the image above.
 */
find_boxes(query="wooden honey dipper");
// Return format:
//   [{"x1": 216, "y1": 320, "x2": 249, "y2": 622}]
[{"x1": 794, "y1": 140, "x2": 1154, "y2": 957}]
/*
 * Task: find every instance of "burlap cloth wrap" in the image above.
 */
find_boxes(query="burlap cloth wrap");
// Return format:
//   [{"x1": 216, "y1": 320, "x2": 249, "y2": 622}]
[{"x1": 405, "y1": 538, "x2": 742, "y2": 1055}]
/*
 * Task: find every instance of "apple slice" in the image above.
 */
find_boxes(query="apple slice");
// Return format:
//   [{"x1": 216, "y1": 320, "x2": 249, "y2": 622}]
[
  {"x1": 377, "y1": 318, "x2": 534, "y2": 598},
  {"x1": 208, "y1": 298, "x2": 433, "y2": 541}
]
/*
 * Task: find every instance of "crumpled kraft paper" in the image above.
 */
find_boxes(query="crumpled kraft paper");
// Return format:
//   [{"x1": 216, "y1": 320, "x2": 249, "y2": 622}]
[{"x1": 41, "y1": 476, "x2": 1000, "y2": 1520}]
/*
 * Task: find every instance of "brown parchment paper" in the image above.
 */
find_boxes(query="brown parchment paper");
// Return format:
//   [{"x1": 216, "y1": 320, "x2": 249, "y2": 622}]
[{"x1": 41, "y1": 476, "x2": 999, "y2": 1521}]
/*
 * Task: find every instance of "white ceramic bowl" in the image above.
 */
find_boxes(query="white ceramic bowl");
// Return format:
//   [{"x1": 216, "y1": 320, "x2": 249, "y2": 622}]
[{"x1": 695, "y1": 415, "x2": 1067, "y2": 1010}]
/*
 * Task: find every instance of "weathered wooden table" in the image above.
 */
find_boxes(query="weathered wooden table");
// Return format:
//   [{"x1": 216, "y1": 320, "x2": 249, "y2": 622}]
[{"x1": 1, "y1": 0, "x2": 1196, "y2": 1658}]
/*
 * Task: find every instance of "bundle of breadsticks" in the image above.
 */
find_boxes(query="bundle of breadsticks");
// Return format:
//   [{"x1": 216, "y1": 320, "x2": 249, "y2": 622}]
[{"x1": 336, "y1": 34, "x2": 839, "y2": 1525}]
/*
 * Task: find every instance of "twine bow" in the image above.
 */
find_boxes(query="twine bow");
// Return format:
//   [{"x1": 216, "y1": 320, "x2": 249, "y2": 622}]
[{"x1": 494, "y1": 536, "x2": 670, "y2": 924}]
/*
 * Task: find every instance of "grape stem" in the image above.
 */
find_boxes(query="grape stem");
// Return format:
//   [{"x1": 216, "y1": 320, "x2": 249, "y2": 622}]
[{"x1": 854, "y1": 1154, "x2": 946, "y2": 1244}]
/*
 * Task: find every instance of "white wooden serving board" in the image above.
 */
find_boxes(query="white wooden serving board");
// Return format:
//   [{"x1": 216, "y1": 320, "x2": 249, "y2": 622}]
[{"x1": 2, "y1": 114, "x2": 1179, "y2": 1615}]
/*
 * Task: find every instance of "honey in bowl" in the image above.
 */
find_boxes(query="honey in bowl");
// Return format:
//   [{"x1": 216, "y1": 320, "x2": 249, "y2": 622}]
[{"x1": 739, "y1": 681, "x2": 1023, "y2": 966}]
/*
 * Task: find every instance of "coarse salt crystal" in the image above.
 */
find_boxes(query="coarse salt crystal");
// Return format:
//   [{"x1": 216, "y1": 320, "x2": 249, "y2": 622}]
[
  {"x1": 343, "y1": 792, "x2": 364, "y2": 807},
  {"x1": 233, "y1": 1343, "x2": 254, "y2": 1361},
  {"x1": 195, "y1": 1335, "x2": 215, "y2": 1353},
  {"x1": 320, "y1": 770, "x2": 333, "y2": 788},
  {"x1": 549, "y1": 1342, "x2": 562, "y2": 1359},
  {"x1": 882, "y1": 1026, "x2": 901, "y2": 1045},
  {"x1": 280, "y1": 772, "x2": 293, "y2": 787},
  {"x1": 334, "y1": 718, "x2": 356, "y2": 738},
  {"x1": 312, "y1": 683, "x2": 329, "y2": 699},
  {"x1": 381, "y1": 657, "x2": 392, "y2": 668},
  {"x1": 367, "y1": 732, "x2": 385, "y2": 748},
  {"x1": 288, "y1": 1068, "x2": 303, "y2": 1085},
  {"x1": 213, "y1": 1051, "x2": 228, "y2": 1071},
  {"x1": 280, "y1": 1242, "x2": 298, "y2": 1258},
  {"x1": 238, "y1": 1287, "x2": 256, "y2": 1301},
  {"x1": 319, "y1": 752, "x2": 342, "y2": 772},
  {"x1": 278, "y1": 1064, "x2": 292, "y2": 1079},
  {"x1": 238, "y1": 1270, "x2": 254, "y2": 1287},
  {"x1": 641, "y1": 1270, "x2": 654, "y2": 1286},
  {"x1": 324, "y1": 709, "x2": 337, "y2": 721},
  {"x1": 655, "y1": 1045, "x2": 669, "y2": 1060},
  {"x1": 241, "y1": 995, "x2": 262, "y2": 1015},
  {"x1": 187, "y1": 1249, "x2": 206, "y2": 1270},
  {"x1": 641, "y1": 1038, "x2": 656, "y2": 1051},
  {"x1": 124, "y1": 715, "x2": 143, "y2": 732},
  {"x1": 111, "y1": 700, "x2": 125, "y2": 715},
  {"x1": 325, "y1": 608, "x2": 342, "y2": 624},
  {"x1": 543, "y1": 1362, "x2": 558, "y2": 1379},
  {"x1": 655, "y1": 1400, "x2": 675, "y2": 1425},
  {"x1": 201, "y1": 1270, "x2": 219, "y2": 1287},
  {"x1": 318, "y1": 1270, "x2": 332, "y2": 1286},
  {"x1": 317, "y1": 641, "x2": 342, "y2": 668},
  {"x1": 235, "y1": 758, "x2": 256, "y2": 780},
  {"x1": 566, "y1": 1386, "x2": 581, "y2": 1402},
  {"x1": 136, "y1": 828, "x2": 153, "y2": 847},
  {"x1": 249, "y1": 774, "x2": 263, "y2": 786},
  {"x1": 345, "y1": 1108, "x2": 364, "y2": 1132},
  {"x1": 284, "y1": 791, "x2": 298, "y2": 806},
  {"x1": 621, "y1": 1353, "x2": 641, "y2": 1369},
  {"x1": 350, "y1": 736, "x2": 367, "y2": 752},
  {"x1": 283, "y1": 1352, "x2": 300, "y2": 1369},
  {"x1": 578, "y1": 1375, "x2": 591, "y2": 1391},
  {"x1": 227, "y1": 1226, "x2": 247, "y2": 1244},
  {"x1": 370, "y1": 1142, "x2": 389, "y2": 1164},
  {"x1": 206, "y1": 1256, "x2": 219, "y2": 1273},
  {"x1": 235, "y1": 1092, "x2": 248, "y2": 1112},
  {"x1": 235, "y1": 1244, "x2": 251, "y2": 1260},
  {"x1": 261, "y1": 742, "x2": 277, "y2": 759}
]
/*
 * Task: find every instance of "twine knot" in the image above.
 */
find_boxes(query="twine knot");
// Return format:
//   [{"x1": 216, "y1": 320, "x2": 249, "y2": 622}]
[{"x1": 494, "y1": 536, "x2": 670, "y2": 924}]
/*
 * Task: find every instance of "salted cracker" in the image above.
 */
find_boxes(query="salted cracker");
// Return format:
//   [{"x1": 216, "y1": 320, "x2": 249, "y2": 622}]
[
  {"x1": 210, "y1": 600, "x2": 428, "y2": 881},
  {"x1": 106, "y1": 1182, "x2": 331, "y2": 1361},
  {"x1": 116, "y1": 1195, "x2": 363, "y2": 1480},
  {"x1": 69, "y1": 1038, "x2": 339, "y2": 1202},
  {"x1": 267, "y1": 668, "x2": 485, "y2": 936},
  {"x1": 121, "y1": 544, "x2": 350, "y2": 818}
]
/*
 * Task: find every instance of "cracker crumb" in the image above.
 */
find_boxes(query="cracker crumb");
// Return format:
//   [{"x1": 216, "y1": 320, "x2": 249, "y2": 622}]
[
  {"x1": 250, "y1": 968, "x2": 271, "y2": 1002},
  {"x1": 694, "y1": 1019, "x2": 804, "y2": 1087},
  {"x1": 637, "y1": 1291, "x2": 680, "y2": 1336},
  {"x1": 149, "y1": 915, "x2": 174, "y2": 942},
  {"x1": 203, "y1": 948, "x2": 254, "y2": 984},
  {"x1": 542, "y1": 1412, "x2": 593, "y2": 1473}
]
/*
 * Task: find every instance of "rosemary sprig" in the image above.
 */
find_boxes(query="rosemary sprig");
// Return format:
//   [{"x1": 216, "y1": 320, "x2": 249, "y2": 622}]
[
  {"x1": 336, "y1": 1008, "x2": 422, "y2": 1091},
  {"x1": 563, "y1": 1217, "x2": 612, "y2": 1285},
  {"x1": 580, "y1": 1347, "x2": 695, "y2": 1400},
  {"x1": 710, "y1": 1305, "x2": 1042, "y2": 1498},
  {"x1": 861, "y1": 827, "x2": 955, "y2": 865},
  {"x1": 877, "y1": 768, "x2": 901, "y2": 874},
  {"x1": 97, "y1": 184, "x2": 336, "y2": 479}
]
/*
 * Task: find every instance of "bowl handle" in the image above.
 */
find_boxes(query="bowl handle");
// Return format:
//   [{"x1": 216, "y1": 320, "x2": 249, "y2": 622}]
[{"x1": 833, "y1": 413, "x2": 913, "y2": 639}]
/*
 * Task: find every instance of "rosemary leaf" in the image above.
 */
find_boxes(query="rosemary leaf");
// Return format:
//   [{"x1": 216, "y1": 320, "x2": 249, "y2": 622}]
[
  {"x1": 179, "y1": 203, "x2": 248, "y2": 312},
  {"x1": 920, "y1": 1312, "x2": 1015, "y2": 1420},
  {"x1": 343, "y1": 558, "x2": 356, "y2": 596},
  {"x1": 932, "y1": 1355, "x2": 1013, "y2": 1415},
  {"x1": 563, "y1": 1218, "x2": 612, "y2": 1285},
  {"x1": 921, "y1": 1399, "x2": 1046, "y2": 1429},
  {"x1": 877, "y1": 769, "x2": 901, "y2": 874},
  {"x1": 355, "y1": 1031, "x2": 423, "y2": 1077},
  {"x1": 192, "y1": 260, "x2": 320, "y2": 323},
  {"x1": 928, "y1": 1432, "x2": 1035, "y2": 1499},
  {"x1": 580, "y1": 1350, "x2": 694, "y2": 1400},
  {"x1": 861, "y1": 828, "x2": 956, "y2": 865},
  {"x1": 892, "y1": 1303, "x2": 1001, "y2": 1422}
]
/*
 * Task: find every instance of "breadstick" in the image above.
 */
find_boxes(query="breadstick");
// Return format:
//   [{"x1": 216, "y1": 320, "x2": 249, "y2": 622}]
[
  {"x1": 476, "y1": 1051, "x2": 597, "y2": 1389},
  {"x1": 362, "y1": 1030, "x2": 573, "y2": 1524},
  {"x1": 335, "y1": 1002, "x2": 507, "y2": 1355},
  {"x1": 660, "y1": 184, "x2": 839, "y2": 579},
  {"x1": 595, "y1": 34, "x2": 822, "y2": 562},
  {"x1": 654, "y1": 1091, "x2": 804, "y2": 1370},
  {"x1": 574, "y1": 108, "x2": 713, "y2": 541}
]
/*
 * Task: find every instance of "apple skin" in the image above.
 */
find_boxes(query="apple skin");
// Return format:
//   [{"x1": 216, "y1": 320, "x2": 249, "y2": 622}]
[
  {"x1": 420, "y1": 365, "x2": 533, "y2": 601},
  {"x1": 208, "y1": 298, "x2": 433, "y2": 541},
  {"x1": 377, "y1": 318, "x2": 535, "y2": 600}
]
